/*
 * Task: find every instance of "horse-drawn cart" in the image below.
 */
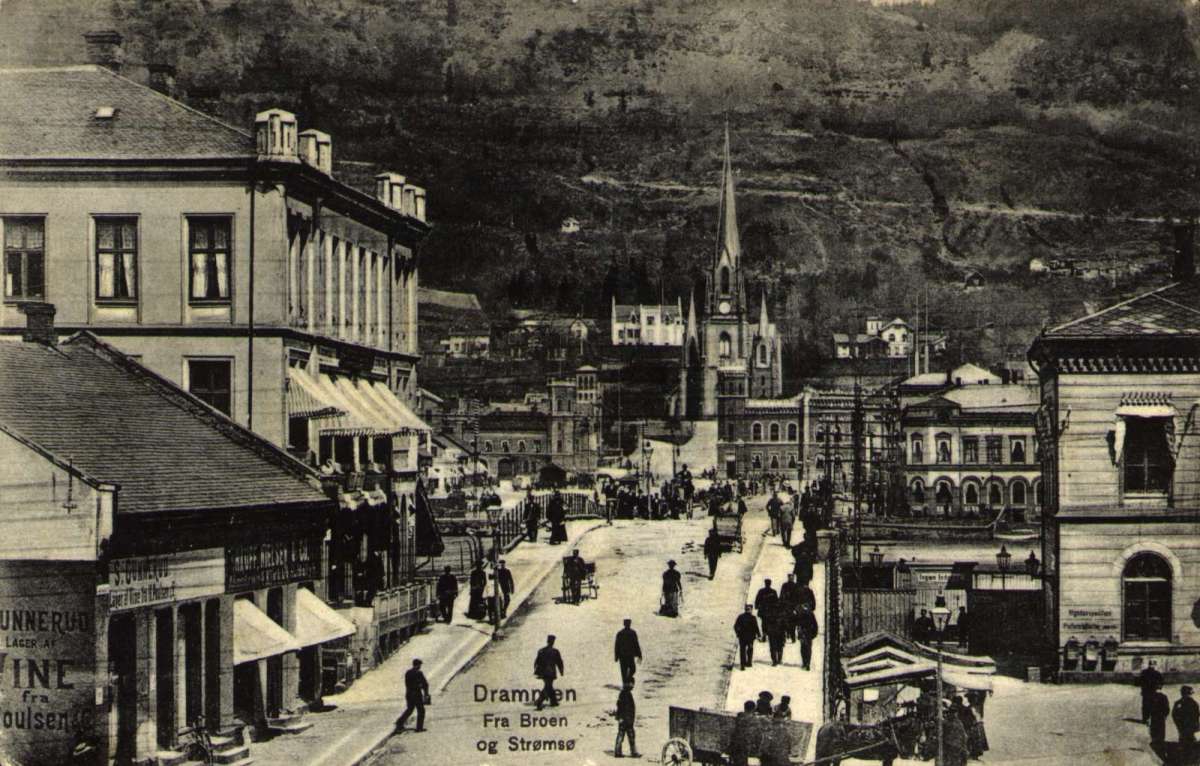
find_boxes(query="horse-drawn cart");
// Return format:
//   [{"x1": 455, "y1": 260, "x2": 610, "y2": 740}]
[
  {"x1": 713, "y1": 512, "x2": 743, "y2": 553},
  {"x1": 661, "y1": 706, "x2": 813, "y2": 766}
]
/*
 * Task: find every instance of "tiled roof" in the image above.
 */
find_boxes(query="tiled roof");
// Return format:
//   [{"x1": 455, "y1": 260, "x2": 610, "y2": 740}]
[
  {"x1": 1045, "y1": 281, "x2": 1200, "y2": 338},
  {"x1": 0, "y1": 66, "x2": 253, "y2": 160},
  {"x1": 939, "y1": 384, "x2": 1038, "y2": 412},
  {"x1": 0, "y1": 334, "x2": 329, "y2": 516}
]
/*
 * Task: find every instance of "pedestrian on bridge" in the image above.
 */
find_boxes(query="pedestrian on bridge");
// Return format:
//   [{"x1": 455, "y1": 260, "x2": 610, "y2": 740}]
[
  {"x1": 613, "y1": 680, "x2": 640, "y2": 758},
  {"x1": 704, "y1": 526, "x2": 722, "y2": 579},
  {"x1": 734, "y1": 605, "x2": 760, "y2": 669},
  {"x1": 494, "y1": 559, "x2": 515, "y2": 618},
  {"x1": 467, "y1": 560, "x2": 486, "y2": 620},
  {"x1": 766, "y1": 492, "x2": 782, "y2": 535},
  {"x1": 524, "y1": 499, "x2": 541, "y2": 543},
  {"x1": 534, "y1": 635, "x2": 565, "y2": 711},
  {"x1": 614, "y1": 618, "x2": 642, "y2": 684},
  {"x1": 661, "y1": 560, "x2": 683, "y2": 617},
  {"x1": 436, "y1": 566, "x2": 458, "y2": 624},
  {"x1": 797, "y1": 602, "x2": 819, "y2": 671},
  {"x1": 754, "y1": 579, "x2": 779, "y2": 641},
  {"x1": 395, "y1": 659, "x2": 429, "y2": 733}
]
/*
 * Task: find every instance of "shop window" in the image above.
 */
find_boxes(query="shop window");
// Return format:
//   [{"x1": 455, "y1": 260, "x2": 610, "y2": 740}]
[
  {"x1": 1124, "y1": 418, "x2": 1173, "y2": 494},
  {"x1": 187, "y1": 359, "x2": 232, "y2": 415},
  {"x1": 769, "y1": 423, "x2": 780, "y2": 442},
  {"x1": 3, "y1": 216, "x2": 45, "y2": 301},
  {"x1": 1011, "y1": 438, "x2": 1027, "y2": 464},
  {"x1": 1123, "y1": 553, "x2": 1171, "y2": 641}
]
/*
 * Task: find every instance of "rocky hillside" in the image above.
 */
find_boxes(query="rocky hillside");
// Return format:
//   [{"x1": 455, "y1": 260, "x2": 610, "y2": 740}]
[{"x1": 6, "y1": 0, "x2": 1200, "y2": 375}]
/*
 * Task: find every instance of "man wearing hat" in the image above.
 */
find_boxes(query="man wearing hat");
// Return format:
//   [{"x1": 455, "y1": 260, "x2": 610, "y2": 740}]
[
  {"x1": 734, "y1": 604, "x2": 761, "y2": 669},
  {"x1": 614, "y1": 618, "x2": 643, "y2": 684},
  {"x1": 755, "y1": 691, "x2": 774, "y2": 715},
  {"x1": 661, "y1": 560, "x2": 683, "y2": 617},
  {"x1": 773, "y1": 695, "x2": 792, "y2": 719},
  {"x1": 534, "y1": 635, "x2": 565, "y2": 711},
  {"x1": 395, "y1": 659, "x2": 430, "y2": 733},
  {"x1": 613, "y1": 680, "x2": 639, "y2": 758},
  {"x1": 1174, "y1": 685, "x2": 1200, "y2": 749}
]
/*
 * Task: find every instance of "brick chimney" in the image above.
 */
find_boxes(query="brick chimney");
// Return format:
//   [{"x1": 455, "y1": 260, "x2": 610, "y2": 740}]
[
  {"x1": 254, "y1": 109, "x2": 299, "y2": 163},
  {"x1": 19, "y1": 302, "x2": 57, "y2": 346},
  {"x1": 83, "y1": 31, "x2": 124, "y2": 73},
  {"x1": 1172, "y1": 220, "x2": 1195, "y2": 282},
  {"x1": 147, "y1": 62, "x2": 176, "y2": 97}
]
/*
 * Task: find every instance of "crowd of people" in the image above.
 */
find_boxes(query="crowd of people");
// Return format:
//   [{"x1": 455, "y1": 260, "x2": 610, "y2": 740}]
[
  {"x1": 1137, "y1": 661, "x2": 1200, "y2": 759},
  {"x1": 726, "y1": 692, "x2": 798, "y2": 766}
]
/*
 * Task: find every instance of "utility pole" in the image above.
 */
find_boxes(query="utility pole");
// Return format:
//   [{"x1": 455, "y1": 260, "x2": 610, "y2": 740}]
[{"x1": 851, "y1": 383, "x2": 864, "y2": 636}]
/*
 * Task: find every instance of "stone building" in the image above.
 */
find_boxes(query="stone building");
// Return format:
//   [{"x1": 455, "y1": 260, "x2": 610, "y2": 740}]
[{"x1": 611, "y1": 297, "x2": 684, "y2": 346}]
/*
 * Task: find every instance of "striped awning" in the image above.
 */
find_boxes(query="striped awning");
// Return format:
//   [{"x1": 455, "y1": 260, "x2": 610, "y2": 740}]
[
  {"x1": 361, "y1": 379, "x2": 432, "y2": 433},
  {"x1": 308, "y1": 371, "x2": 392, "y2": 437},
  {"x1": 287, "y1": 367, "x2": 345, "y2": 419}
]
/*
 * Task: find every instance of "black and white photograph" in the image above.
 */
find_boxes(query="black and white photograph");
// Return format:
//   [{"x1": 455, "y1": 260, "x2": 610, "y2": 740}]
[{"x1": 2, "y1": 1, "x2": 1200, "y2": 764}]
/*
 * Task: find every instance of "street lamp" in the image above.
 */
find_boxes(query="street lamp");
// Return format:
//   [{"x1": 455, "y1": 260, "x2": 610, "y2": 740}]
[
  {"x1": 1025, "y1": 550, "x2": 1040, "y2": 577},
  {"x1": 996, "y1": 544, "x2": 1011, "y2": 591},
  {"x1": 931, "y1": 594, "x2": 952, "y2": 766},
  {"x1": 869, "y1": 545, "x2": 884, "y2": 568}
]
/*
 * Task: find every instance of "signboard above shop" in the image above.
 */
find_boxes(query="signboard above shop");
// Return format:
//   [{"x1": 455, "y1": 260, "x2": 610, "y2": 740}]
[
  {"x1": 226, "y1": 536, "x2": 322, "y2": 592},
  {"x1": 109, "y1": 548, "x2": 225, "y2": 612}
]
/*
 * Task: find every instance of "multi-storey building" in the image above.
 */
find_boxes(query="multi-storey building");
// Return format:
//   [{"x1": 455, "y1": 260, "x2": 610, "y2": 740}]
[
  {"x1": 0, "y1": 56, "x2": 436, "y2": 682},
  {"x1": 901, "y1": 384, "x2": 1042, "y2": 517},
  {"x1": 611, "y1": 297, "x2": 684, "y2": 346},
  {"x1": 802, "y1": 387, "x2": 894, "y2": 495},
  {"x1": 1030, "y1": 231, "x2": 1200, "y2": 679}
]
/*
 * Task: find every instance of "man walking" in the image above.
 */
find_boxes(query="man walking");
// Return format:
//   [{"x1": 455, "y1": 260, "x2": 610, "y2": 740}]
[
  {"x1": 791, "y1": 543, "x2": 813, "y2": 587},
  {"x1": 755, "y1": 579, "x2": 779, "y2": 641},
  {"x1": 1149, "y1": 683, "x2": 1170, "y2": 746},
  {"x1": 494, "y1": 559, "x2": 515, "y2": 618},
  {"x1": 661, "y1": 560, "x2": 683, "y2": 617},
  {"x1": 395, "y1": 659, "x2": 429, "y2": 733},
  {"x1": 1175, "y1": 686, "x2": 1200, "y2": 748},
  {"x1": 467, "y1": 560, "x2": 486, "y2": 620},
  {"x1": 765, "y1": 601, "x2": 787, "y2": 666},
  {"x1": 779, "y1": 500, "x2": 795, "y2": 548},
  {"x1": 734, "y1": 604, "x2": 760, "y2": 670},
  {"x1": 564, "y1": 549, "x2": 586, "y2": 605},
  {"x1": 534, "y1": 635, "x2": 565, "y2": 710},
  {"x1": 435, "y1": 566, "x2": 458, "y2": 624},
  {"x1": 779, "y1": 573, "x2": 801, "y2": 642},
  {"x1": 525, "y1": 500, "x2": 541, "y2": 543},
  {"x1": 614, "y1": 618, "x2": 643, "y2": 684},
  {"x1": 613, "y1": 681, "x2": 640, "y2": 758},
  {"x1": 766, "y1": 492, "x2": 782, "y2": 535},
  {"x1": 704, "y1": 526, "x2": 723, "y2": 579},
  {"x1": 956, "y1": 606, "x2": 971, "y2": 650},
  {"x1": 797, "y1": 602, "x2": 819, "y2": 671},
  {"x1": 1137, "y1": 660, "x2": 1165, "y2": 723}
]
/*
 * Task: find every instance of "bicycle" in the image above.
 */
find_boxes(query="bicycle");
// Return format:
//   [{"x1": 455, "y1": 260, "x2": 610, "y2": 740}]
[{"x1": 178, "y1": 716, "x2": 214, "y2": 766}]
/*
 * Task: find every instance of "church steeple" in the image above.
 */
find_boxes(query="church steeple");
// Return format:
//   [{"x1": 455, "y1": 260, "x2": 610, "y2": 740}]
[
  {"x1": 685, "y1": 287, "x2": 698, "y2": 347},
  {"x1": 716, "y1": 122, "x2": 741, "y2": 270},
  {"x1": 709, "y1": 121, "x2": 747, "y2": 316},
  {"x1": 758, "y1": 289, "x2": 769, "y2": 338}
]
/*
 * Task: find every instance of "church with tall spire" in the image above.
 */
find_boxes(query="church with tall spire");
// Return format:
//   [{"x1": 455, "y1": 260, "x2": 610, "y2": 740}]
[{"x1": 679, "y1": 126, "x2": 785, "y2": 474}]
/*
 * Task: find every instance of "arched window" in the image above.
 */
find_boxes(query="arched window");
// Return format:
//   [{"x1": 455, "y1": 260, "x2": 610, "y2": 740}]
[
  {"x1": 815, "y1": 456, "x2": 825, "y2": 472},
  {"x1": 1011, "y1": 480, "x2": 1027, "y2": 507},
  {"x1": 518, "y1": 440, "x2": 526, "y2": 452},
  {"x1": 1123, "y1": 553, "x2": 1172, "y2": 640},
  {"x1": 752, "y1": 454, "x2": 762, "y2": 469},
  {"x1": 964, "y1": 483, "x2": 979, "y2": 505},
  {"x1": 1011, "y1": 439, "x2": 1026, "y2": 464},
  {"x1": 988, "y1": 482, "x2": 1003, "y2": 506},
  {"x1": 521, "y1": 459, "x2": 530, "y2": 473},
  {"x1": 719, "y1": 332, "x2": 732, "y2": 359},
  {"x1": 720, "y1": 266, "x2": 731, "y2": 294},
  {"x1": 910, "y1": 436, "x2": 923, "y2": 464},
  {"x1": 758, "y1": 345, "x2": 767, "y2": 366},
  {"x1": 936, "y1": 480, "x2": 954, "y2": 506},
  {"x1": 484, "y1": 441, "x2": 493, "y2": 452},
  {"x1": 770, "y1": 455, "x2": 780, "y2": 469},
  {"x1": 787, "y1": 423, "x2": 798, "y2": 441},
  {"x1": 769, "y1": 423, "x2": 781, "y2": 442},
  {"x1": 1034, "y1": 479, "x2": 1043, "y2": 507},
  {"x1": 788, "y1": 454, "x2": 798, "y2": 468},
  {"x1": 911, "y1": 479, "x2": 925, "y2": 504},
  {"x1": 752, "y1": 422, "x2": 763, "y2": 441},
  {"x1": 502, "y1": 441, "x2": 510, "y2": 453}
]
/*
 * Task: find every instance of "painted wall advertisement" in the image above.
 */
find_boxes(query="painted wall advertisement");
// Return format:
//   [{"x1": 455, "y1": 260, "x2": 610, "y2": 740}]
[
  {"x1": 109, "y1": 549, "x2": 225, "y2": 612},
  {"x1": 1062, "y1": 607, "x2": 1120, "y2": 635},
  {"x1": 0, "y1": 561, "x2": 96, "y2": 765},
  {"x1": 226, "y1": 536, "x2": 322, "y2": 592}
]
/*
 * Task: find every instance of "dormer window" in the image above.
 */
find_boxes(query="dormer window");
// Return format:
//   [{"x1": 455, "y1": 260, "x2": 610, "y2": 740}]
[{"x1": 94, "y1": 106, "x2": 116, "y2": 120}]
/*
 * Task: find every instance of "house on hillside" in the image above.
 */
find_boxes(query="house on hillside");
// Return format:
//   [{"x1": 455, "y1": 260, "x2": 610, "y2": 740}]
[{"x1": 418, "y1": 287, "x2": 491, "y2": 360}]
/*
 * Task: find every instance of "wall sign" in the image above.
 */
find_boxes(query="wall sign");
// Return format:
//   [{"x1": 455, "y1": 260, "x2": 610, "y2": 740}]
[
  {"x1": 226, "y1": 536, "x2": 322, "y2": 592},
  {"x1": 1062, "y1": 607, "x2": 1119, "y2": 634},
  {"x1": 109, "y1": 549, "x2": 225, "y2": 612},
  {"x1": 0, "y1": 561, "x2": 96, "y2": 765}
]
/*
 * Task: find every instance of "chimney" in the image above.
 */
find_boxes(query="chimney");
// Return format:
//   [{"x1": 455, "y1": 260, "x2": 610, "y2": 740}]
[
  {"x1": 390, "y1": 175, "x2": 407, "y2": 210},
  {"x1": 19, "y1": 302, "x2": 57, "y2": 346},
  {"x1": 1172, "y1": 219, "x2": 1195, "y2": 282},
  {"x1": 412, "y1": 186, "x2": 427, "y2": 223},
  {"x1": 83, "y1": 31, "x2": 124, "y2": 72},
  {"x1": 402, "y1": 185, "x2": 417, "y2": 217},
  {"x1": 299, "y1": 129, "x2": 330, "y2": 172},
  {"x1": 374, "y1": 172, "x2": 406, "y2": 209},
  {"x1": 147, "y1": 62, "x2": 176, "y2": 97},
  {"x1": 254, "y1": 109, "x2": 299, "y2": 163}
]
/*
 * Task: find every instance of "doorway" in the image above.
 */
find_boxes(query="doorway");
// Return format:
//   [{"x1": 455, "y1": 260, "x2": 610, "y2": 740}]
[
  {"x1": 725, "y1": 456, "x2": 737, "y2": 479},
  {"x1": 109, "y1": 615, "x2": 138, "y2": 763},
  {"x1": 204, "y1": 600, "x2": 221, "y2": 728},
  {"x1": 180, "y1": 604, "x2": 203, "y2": 728},
  {"x1": 155, "y1": 608, "x2": 175, "y2": 748}
]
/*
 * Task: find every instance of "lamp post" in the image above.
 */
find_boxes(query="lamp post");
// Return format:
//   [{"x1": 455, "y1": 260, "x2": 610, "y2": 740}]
[
  {"x1": 869, "y1": 545, "x2": 884, "y2": 568},
  {"x1": 931, "y1": 594, "x2": 952, "y2": 766},
  {"x1": 997, "y1": 544, "x2": 1011, "y2": 592}
]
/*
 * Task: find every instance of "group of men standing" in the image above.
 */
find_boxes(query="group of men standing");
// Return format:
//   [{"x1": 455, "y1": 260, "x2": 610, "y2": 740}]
[
  {"x1": 738, "y1": 574, "x2": 819, "y2": 669},
  {"x1": 434, "y1": 558, "x2": 515, "y2": 626},
  {"x1": 525, "y1": 489, "x2": 569, "y2": 544},
  {"x1": 1138, "y1": 661, "x2": 1200, "y2": 754}
]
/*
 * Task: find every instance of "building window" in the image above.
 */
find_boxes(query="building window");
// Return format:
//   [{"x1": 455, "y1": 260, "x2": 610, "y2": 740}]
[
  {"x1": 770, "y1": 455, "x2": 780, "y2": 469},
  {"x1": 910, "y1": 436, "x2": 923, "y2": 464},
  {"x1": 188, "y1": 216, "x2": 232, "y2": 303},
  {"x1": 719, "y1": 332, "x2": 732, "y2": 359},
  {"x1": 1123, "y1": 553, "x2": 1171, "y2": 641},
  {"x1": 1011, "y1": 480, "x2": 1027, "y2": 507},
  {"x1": 758, "y1": 345, "x2": 767, "y2": 366},
  {"x1": 788, "y1": 454, "x2": 797, "y2": 468},
  {"x1": 911, "y1": 478, "x2": 925, "y2": 504},
  {"x1": 962, "y1": 437, "x2": 979, "y2": 464},
  {"x1": 95, "y1": 217, "x2": 137, "y2": 302},
  {"x1": 3, "y1": 217, "x2": 45, "y2": 301},
  {"x1": 787, "y1": 423, "x2": 798, "y2": 441},
  {"x1": 720, "y1": 266, "x2": 730, "y2": 294},
  {"x1": 518, "y1": 440, "x2": 526, "y2": 452},
  {"x1": 986, "y1": 436, "x2": 1003, "y2": 464},
  {"x1": 1010, "y1": 438, "x2": 1026, "y2": 464},
  {"x1": 502, "y1": 441, "x2": 510, "y2": 453},
  {"x1": 833, "y1": 427, "x2": 842, "y2": 444},
  {"x1": 533, "y1": 441, "x2": 542, "y2": 453},
  {"x1": 988, "y1": 482, "x2": 1003, "y2": 507},
  {"x1": 187, "y1": 359, "x2": 232, "y2": 415},
  {"x1": 936, "y1": 433, "x2": 951, "y2": 464},
  {"x1": 752, "y1": 422, "x2": 763, "y2": 441},
  {"x1": 769, "y1": 423, "x2": 780, "y2": 442},
  {"x1": 647, "y1": 316, "x2": 655, "y2": 326},
  {"x1": 1124, "y1": 418, "x2": 1173, "y2": 494},
  {"x1": 751, "y1": 453, "x2": 762, "y2": 469},
  {"x1": 964, "y1": 483, "x2": 979, "y2": 505},
  {"x1": 484, "y1": 441, "x2": 493, "y2": 452}
]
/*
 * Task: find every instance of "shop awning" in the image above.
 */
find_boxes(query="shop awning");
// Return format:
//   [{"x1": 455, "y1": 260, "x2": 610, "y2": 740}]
[
  {"x1": 294, "y1": 588, "x2": 356, "y2": 647},
  {"x1": 360, "y1": 379, "x2": 432, "y2": 433},
  {"x1": 414, "y1": 480, "x2": 444, "y2": 557},
  {"x1": 312, "y1": 372, "x2": 392, "y2": 437},
  {"x1": 287, "y1": 367, "x2": 345, "y2": 420},
  {"x1": 233, "y1": 599, "x2": 300, "y2": 665}
]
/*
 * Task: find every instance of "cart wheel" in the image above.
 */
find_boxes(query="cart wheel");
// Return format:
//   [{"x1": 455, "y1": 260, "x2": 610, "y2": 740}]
[{"x1": 660, "y1": 737, "x2": 692, "y2": 765}]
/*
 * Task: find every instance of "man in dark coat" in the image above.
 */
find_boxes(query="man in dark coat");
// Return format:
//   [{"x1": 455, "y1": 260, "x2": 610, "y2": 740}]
[
  {"x1": 525, "y1": 500, "x2": 541, "y2": 543},
  {"x1": 737, "y1": 495, "x2": 749, "y2": 517},
  {"x1": 956, "y1": 607, "x2": 971, "y2": 650},
  {"x1": 1138, "y1": 661, "x2": 1165, "y2": 723},
  {"x1": 728, "y1": 702, "x2": 757, "y2": 766},
  {"x1": 765, "y1": 602, "x2": 787, "y2": 666},
  {"x1": 564, "y1": 550, "x2": 586, "y2": 605},
  {"x1": 754, "y1": 579, "x2": 779, "y2": 641},
  {"x1": 779, "y1": 574, "x2": 801, "y2": 643},
  {"x1": 779, "y1": 500, "x2": 796, "y2": 548},
  {"x1": 614, "y1": 618, "x2": 642, "y2": 684},
  {"x1": 791, "y1": 544, "x2": 813, "y2": 587},
  {"x1": 1149, "y1": 685, "x2": 1170, "y2": 745},
  {"x1": 467, "y1": 560, "x2": 486, "y2": 619},
  {"x1": 913, "y1": 609, "x2": 935, "y2": 644},
  {"x1": 435, "y1": 566, "x2": 458, "y2": 624},
  {"x1": 494, "y1": 559, "x2": 515, "y2": 618},
  {"x1": 613, "y1": 681, "x2": 639, "y2": 758},
  {"x1": 395, "y1": 659, "x2": 429, "y2": 732},
  {"x1": 766, "y1": 492, "x2": 782, "y2": 535},
  {"x1": 1174, "y1": 686, "x2": 1200, "y2": 746},
  {"x1": 703, "y1": 527, "x2": 723, "y2": 579},
  {"x1": 534, "y1": 635, "x2": 565, "y2": 711},
  {"x1": 548, "y1": 491, "x2": 567, "y2": 544},
  {"x1": 734, "y1": 604, "x2": 760, "y2": 669},
  {"x1": 797, "y1": 602, "x2": 819, "y2": 670},
  {"x1": 661, "y1": 561, "x2": 683, "y2": 616}
]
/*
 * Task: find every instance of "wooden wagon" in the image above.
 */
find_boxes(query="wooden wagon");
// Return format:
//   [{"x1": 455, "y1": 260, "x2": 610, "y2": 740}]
[
  {"x1": 661, "y1": 706, "x2": 814, "y2": 766},
  {"x1": 560, "y1": 558, "x2": 598, "y2": 603},
  {"x1": 713, "y1": 512, "x2": 743, "y2": 553}
]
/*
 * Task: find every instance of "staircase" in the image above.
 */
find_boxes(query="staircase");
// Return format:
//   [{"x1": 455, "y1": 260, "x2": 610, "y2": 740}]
[
  {"x1": 266, "y1": 709, "x2": 313, "y2": 736},
  {"x1": 157, "y1": 726, "x2": 253, "y2": 766}
]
